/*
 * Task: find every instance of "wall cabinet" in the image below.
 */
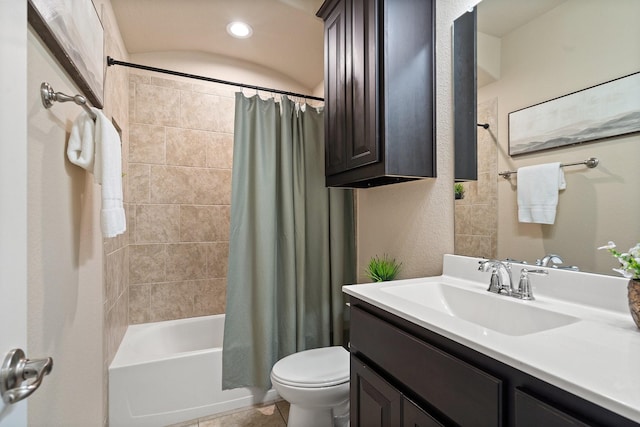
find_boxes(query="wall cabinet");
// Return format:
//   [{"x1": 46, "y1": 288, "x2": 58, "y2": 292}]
[
  {"x1": 317, "y1": 0, "x2": 436, "y2": 188},
  {"x1": 349, "y1": 299, "x2": 639, "y2": 427}
]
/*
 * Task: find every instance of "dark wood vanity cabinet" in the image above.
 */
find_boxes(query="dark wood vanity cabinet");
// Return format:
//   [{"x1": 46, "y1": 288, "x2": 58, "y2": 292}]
[
  {"x1": 316, "y1": 0, "x2": 436, "y2": 188},
  {"x1": 349, "y1": 299, "x2": 639, "y2": 427},
  {"x1": 352, "y1": 357, "x2": 442, "y2": 427}
]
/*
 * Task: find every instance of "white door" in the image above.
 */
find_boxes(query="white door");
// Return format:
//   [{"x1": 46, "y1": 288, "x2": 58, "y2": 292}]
[{"x1": 0, "y1": 0, "x2": 29, "y2": 424}]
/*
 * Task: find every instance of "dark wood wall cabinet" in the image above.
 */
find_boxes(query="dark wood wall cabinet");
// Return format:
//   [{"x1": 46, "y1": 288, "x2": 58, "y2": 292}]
[
  {"x1": 317, "y1": 0, "x2": 436, "y2": 188},
  {"x1": 349, "y1": 298, "x2": 639, "y2": 427},
  {"x1": 453, "y1": 7, "x2": 478, "y2": 182}
]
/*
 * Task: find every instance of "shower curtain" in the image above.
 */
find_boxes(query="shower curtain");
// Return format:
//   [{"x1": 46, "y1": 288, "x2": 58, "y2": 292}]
[{"x1": 222, "y1": 93, "x2": 356, "y2": 390}]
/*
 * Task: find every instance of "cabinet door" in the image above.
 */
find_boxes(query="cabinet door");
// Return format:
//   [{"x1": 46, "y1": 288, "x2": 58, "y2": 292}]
[
  {"x1": 402, "y1": 398, "x2": 444, "y2": 427},
  {"x1": 347, "y1": 0, "x2": 379, "y2": 170},
  {"x1": 515, "y1": 389, "x2": 591, "y2": 427},
  {"x1": 324, "y1": 0, "x2": 348, "y2": 175},
  {"x1": 351, "y1": 355, "x2": 401, "y2": 427}
]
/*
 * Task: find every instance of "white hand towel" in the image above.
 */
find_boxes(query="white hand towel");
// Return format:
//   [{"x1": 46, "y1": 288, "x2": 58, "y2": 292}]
[
  {"x1": 93, "y1": 108, "x2": 126, "y2": 238},
  {"x1": 67, "y1": 108, "x2": 126, "y2": 237},
  {"x1": 517, "y1": 162, "x2": 566, "y2": 224},
  {"x1": 67, "y1": 110, "x2": 95, "y2": 171}
]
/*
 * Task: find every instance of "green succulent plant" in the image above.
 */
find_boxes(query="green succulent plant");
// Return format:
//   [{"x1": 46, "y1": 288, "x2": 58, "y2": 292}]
[
  {"x1": 365, "y1": 254, "x2": 402, "y2": 282},
  {"x1": 454, "y1": 183, "x2": 465, "y2": 199}
]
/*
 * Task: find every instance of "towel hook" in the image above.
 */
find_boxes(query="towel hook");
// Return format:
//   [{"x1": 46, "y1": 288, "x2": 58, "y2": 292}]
[{"x1": 40, "y1": 82, "x2": 96, "y2": 121}]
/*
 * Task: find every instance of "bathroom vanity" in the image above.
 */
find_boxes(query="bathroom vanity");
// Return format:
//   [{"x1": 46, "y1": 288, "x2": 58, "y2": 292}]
[{"x1": 344, "y1": 255, "x2": 640, "y2": 426}]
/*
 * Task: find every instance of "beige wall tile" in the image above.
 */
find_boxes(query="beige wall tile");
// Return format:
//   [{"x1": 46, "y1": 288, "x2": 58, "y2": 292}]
[
  {"x1": 129, "y1": 163, "x2": 151, "y2": 203},
  {"x1": 166, "y1": 243, "x2": 208, "y2": 281},
  {"x1": 193, "y1": 279, "x2": 226, "y2": 316},
  {"x1": 211, "y1": 205, "x2": 231, "y2": 241},
  {"x1": 150, "y1": 165, "x2": 195, "y2": 204},
  {"x1": 130, "y1": 123, "x2": 165, "y2": 164},
  {"x1": 454, "y1": 204, "x2": 473, "y2": 236},
  {"x1": 129, "y1": 81, "x2": 137, "y2": 123},
  {"x1": 128, "y1": 75, "x2": 237, "y2": 325},
  {"x1": 135, "y1": 83, "x2": 181, "y2": 127},
  {"x1": 135, "y1": 204, "x2": 180, "y2": 243},
  {"x1": 151, "y1": 76, "x2": 192, "y2": 90},
  {"x1": 180, "y1": 205, "x2": 215, "y2": 242},
  {"x1": 194, "y1": 169, "x2": 232, "y2": 205},
  {"x1": 472, "y1": 204, "x2": 495, "y2": 236},
  {"x1": 455, "y1": 235, "x2": 492, "y2": 259},
  {"x1": 129, "y1": 244, "x2": 166, "y2": 284},
  {"x1": 191, "y1": 82, "x2": 236, "y2": 98},
  {"x1": 206, "y1": 132, "x2": 234, "y2": 169},
  {"x1": 208, "y1": 242, "x2": 229, "y2": 278},
  {"x1": 105, "y1": 248, "x2": 123, "y2": 309},
  {"x1": 166, "y1": 127, "x2": 207, "y2": 167},
  {"x1": 149, "y1": 281, "x2": 194, "y2": 322},
  {"x1": 210, "y1": 278, "x2": 226, "y2": 314},
  {"x1": 129, "y1": 73, "x2": 151, "y2": 84},
  {"x1": 129, "y1": 284, "x2": 151, "y2": 324},
  {"x1": 106, "y1": 292, "x2": 128, "y2": 365},
  {"x1": 125, "y1": 204, "x2": 135, "y2": 248},
  {"x1": 180, "y1": 91, "x2": 235, "y2": 133},
  {"x1": 180, "y1": 205, "x2": 230, "y2": 242}
]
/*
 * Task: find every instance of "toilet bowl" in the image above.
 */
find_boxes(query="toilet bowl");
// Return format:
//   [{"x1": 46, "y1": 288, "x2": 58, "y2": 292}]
[{"x1": 270, "y1": 346, "x2": 350, "y2": 427}]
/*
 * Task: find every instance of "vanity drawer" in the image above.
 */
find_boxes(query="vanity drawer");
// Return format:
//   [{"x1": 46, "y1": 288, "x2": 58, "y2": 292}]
[{"x1": 351, "y1": 306, "x2": 503, "y2": 427}]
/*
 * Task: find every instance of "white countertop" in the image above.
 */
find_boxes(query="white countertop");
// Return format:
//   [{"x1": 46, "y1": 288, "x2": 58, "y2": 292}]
[{"x1": 343, "y1": 254, "x2": 640, "y2": 423}]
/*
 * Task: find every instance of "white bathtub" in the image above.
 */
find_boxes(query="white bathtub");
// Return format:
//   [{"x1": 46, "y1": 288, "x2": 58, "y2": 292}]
[{"x1": 109, "y1": 314, "x2": 279, "y2": 427}]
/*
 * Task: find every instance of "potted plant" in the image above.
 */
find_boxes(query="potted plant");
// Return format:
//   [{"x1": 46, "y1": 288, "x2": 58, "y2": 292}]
[
  {"x1": 598, "y1": 241, "x2": 640, "y2": 328},
  {"x1": 365, "y1": 254, "x2": 402, "y2": 282},
  {"x1": 454, "y1": 183, "x2": 465, "y2": 200}
]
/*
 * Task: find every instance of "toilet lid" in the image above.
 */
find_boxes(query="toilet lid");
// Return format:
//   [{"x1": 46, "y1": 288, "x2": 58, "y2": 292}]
[{"x1": 271, "y1": 346, "x2": 349, "y2": 388}]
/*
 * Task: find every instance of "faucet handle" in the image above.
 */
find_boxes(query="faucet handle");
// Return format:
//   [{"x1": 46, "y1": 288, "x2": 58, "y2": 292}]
[{"x1": 516, "y1": 269, "x2": 548, "y2": 300}]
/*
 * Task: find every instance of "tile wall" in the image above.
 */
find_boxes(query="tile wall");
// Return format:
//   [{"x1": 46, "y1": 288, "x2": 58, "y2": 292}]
[
  {"x1": 100, "y1": 5, "x2": 130, "y2": 426},
  {"x1": 127, "y1": 72, "x2": 235, "y2": 323},
  {"x1": 454, "y1": 97, "x2": 498, "y2": 259}
]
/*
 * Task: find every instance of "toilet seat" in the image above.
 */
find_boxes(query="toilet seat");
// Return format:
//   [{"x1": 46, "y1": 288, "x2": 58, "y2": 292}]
[{"x1": 271, "y1": 346, "x2": 349, "y2": 388}]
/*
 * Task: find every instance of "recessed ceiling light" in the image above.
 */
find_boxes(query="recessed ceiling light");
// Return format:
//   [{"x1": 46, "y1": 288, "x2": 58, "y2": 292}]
[{"x1": 227, "y1": 21, "x2": 253, "y2": 39}]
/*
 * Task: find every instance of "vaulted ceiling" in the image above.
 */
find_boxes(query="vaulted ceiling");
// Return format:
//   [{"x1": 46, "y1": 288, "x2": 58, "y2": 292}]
[
  {"x1": 110, "y1": 0, "x2": 326, "y2": 89},
  {"x1": 110, "y1": 0, "x2": 567, "y2": 91}
]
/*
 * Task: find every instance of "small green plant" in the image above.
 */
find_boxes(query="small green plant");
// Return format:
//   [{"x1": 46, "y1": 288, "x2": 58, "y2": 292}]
[
  {"x1": 365, "y1": 254, "x2": 402, "y2": 282},
  {"x1": 454, "y1": 183, "x2": 465, "y2": 199}
]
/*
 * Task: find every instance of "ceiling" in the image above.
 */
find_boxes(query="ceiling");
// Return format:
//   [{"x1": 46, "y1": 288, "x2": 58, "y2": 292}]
[
  {"x1": 477, "y1": 0, "x2": 567, "y2": 37},
  {"x1": 110, "y1": 0, "x2": 326, "y2": 89},
  {"x1": 110, "y1": 0, "x2": 567, "y2": 91}
]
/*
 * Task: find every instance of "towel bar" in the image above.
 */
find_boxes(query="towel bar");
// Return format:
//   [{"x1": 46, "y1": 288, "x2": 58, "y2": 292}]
[
  {"x1": 40, "y1": 82, "x2": 96, "y2": 121},
  {"x1": 498, "y1": 157, "x2": 599, "y2": 179}
]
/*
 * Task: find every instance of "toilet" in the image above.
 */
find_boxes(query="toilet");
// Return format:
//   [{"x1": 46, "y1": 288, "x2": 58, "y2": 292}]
[{"x1": 270, "y1": 346, "x2": 350, "y2": 427}]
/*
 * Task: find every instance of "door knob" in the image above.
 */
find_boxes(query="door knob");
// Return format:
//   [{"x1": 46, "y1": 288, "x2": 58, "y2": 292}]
[{"x1": 0, "y1": 348, "x2": 53, "y2": 404}]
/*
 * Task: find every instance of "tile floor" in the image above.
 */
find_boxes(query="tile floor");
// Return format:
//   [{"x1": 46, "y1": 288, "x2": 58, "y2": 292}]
[{"x1": 167, "y1": 400, "x2": 290, "y2": 427}]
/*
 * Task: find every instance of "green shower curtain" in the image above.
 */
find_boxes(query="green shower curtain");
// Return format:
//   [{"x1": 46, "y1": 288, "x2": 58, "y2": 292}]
[{"x1": 222, "y1": 93, "x2": 355, "y2": 390}]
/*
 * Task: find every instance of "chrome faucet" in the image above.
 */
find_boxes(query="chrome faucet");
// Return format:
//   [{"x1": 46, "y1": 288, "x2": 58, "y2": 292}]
[
  {"x1": 478, "y1": 260, "x2": 513, "y2": 295},
  {"x1": 536, "y1": 253, "x2": 580, "y2": 271},
  {"x1": 516, "y1": 269, "x2": 548, "y2": 300},
  {"x1": 536, "y1": 254, "x2": 563, "y2": 267}
]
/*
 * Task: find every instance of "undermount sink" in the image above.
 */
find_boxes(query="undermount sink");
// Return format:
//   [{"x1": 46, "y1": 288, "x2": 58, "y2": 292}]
[{"x1": 381, "y1": 282, "x2": 580, "y2": 336}]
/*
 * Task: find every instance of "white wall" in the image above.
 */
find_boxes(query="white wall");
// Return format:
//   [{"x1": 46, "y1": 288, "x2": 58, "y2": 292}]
[
  {"x1": 356, "y1": 0, "x2": 481, "y2": 281},
  {"x1": 0, "y1": 0, "x2": 27, "y2": 422},
  {"x1": 478, "y1": 0, "x2": 640, "y2": 274},
  {"x1": 27, "y1": 27, "x2": 105, "y2": 426},
  {"x1": 26, "y1": 0, "x2": 130, "y2": 425}
]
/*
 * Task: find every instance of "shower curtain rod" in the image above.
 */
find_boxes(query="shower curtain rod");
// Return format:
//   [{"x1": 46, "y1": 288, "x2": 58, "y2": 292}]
[{"x1": 106, "y1": 57, "x2": 324, "y2": 102}]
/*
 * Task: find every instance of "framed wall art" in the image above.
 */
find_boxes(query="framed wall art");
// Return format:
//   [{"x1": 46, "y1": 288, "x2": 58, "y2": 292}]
[
  {"x1": 508, "y1": 71, "x2": 640, "y2": 156},
  {"x1": 28, "y1": 0, "x2": 104, "y2": 108}
]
